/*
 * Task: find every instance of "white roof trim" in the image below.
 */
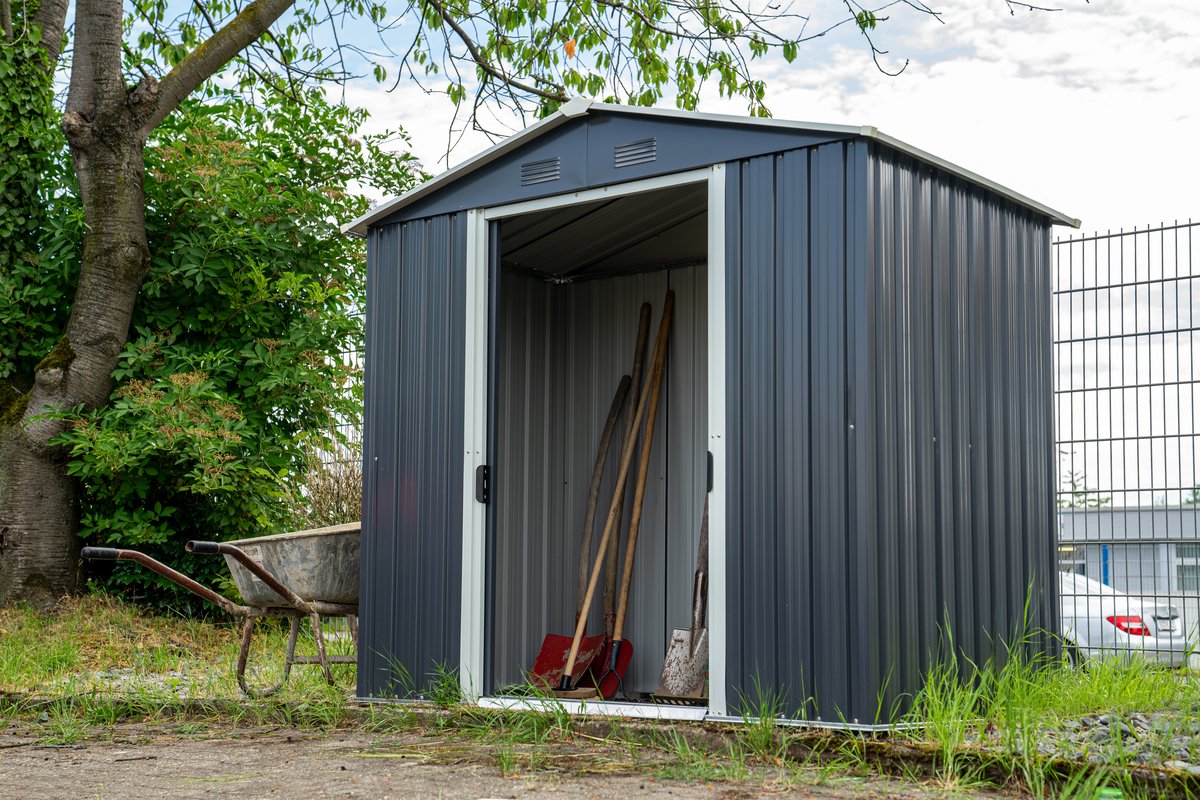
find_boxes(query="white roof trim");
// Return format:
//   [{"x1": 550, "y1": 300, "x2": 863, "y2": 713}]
[
  {"x1": 343, "y1": 99, "x2": 1079, "y2": 236},
  {"x1": 865, "y1": 128, "x2": 1079, "y2": 228}
]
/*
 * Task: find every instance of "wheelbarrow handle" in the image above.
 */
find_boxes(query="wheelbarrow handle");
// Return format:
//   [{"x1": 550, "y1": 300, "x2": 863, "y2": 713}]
[
  {"x1": 81, "y1": 545, "x2": 250, "y2": 617},
  {"x1": 81, "y1": 547, "x2": 120, "y2": 560},
  {"x1": 186, "y1": 540, "x2": 221, "y2": 555}
]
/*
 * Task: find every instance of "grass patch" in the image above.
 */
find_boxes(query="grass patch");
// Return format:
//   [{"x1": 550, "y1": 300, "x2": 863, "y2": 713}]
[
  {"x1": 495, "y1": 746, "x2": 518, "y2": 776},
  {"x1": 902, "y1": 625, "x2": 1200, "y2": 794},
  {"x1": 736, "y1": 676, "x2": 787, "y2": 763},
  {"x1": 440, "y1": 703, "x2": 572, "y2": 745},
  {"x1": 652, "y1": 728, "x2": 748, "y2": 782},
  {"x1": 0, "y1": 592, "x2": 356, "y2": 702}
]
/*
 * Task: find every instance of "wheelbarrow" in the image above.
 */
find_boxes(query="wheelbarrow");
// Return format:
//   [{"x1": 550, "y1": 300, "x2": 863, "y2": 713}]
[{"x1": 81, "y1": 522, "x2": 360, "y2": 698}]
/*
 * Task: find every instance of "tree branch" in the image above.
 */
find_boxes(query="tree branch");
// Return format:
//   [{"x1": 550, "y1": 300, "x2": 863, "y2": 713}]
[
  {"x1": 2, "y1": 0, "x2": 14, "y2": 42},
  {"x1": 66, "y1": 0, "x2": 126, "y2": 128},
  {"x1": 424, "y1": 0, "x2": 568, "y2": 103},
  {"x1": 33, "y1": 0, "x2": 69, "y2": 69},
  {"x1": 139, "y1": 0, "x2": 298, "y2": 135}
]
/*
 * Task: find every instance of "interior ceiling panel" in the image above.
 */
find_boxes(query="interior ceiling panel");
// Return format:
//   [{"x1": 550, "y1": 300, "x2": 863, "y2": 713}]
[{"x1": 500, "y1": 183, "x2": 707, "y2": 279}]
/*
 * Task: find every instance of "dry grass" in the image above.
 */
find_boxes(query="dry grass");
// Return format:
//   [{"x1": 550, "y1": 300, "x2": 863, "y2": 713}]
[{"x1": 283, "y1": 444, "x2": 362, "y2": 529}]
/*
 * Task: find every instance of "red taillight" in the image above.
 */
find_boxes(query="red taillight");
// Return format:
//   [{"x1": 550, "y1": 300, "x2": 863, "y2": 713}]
[{"x1": 1106, "y1": 615, "x2": 1151, "y2": 636}]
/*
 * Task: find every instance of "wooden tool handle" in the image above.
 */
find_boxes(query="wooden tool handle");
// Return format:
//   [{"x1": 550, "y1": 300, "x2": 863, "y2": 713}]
[
  {"x1": 691, "y1": 497, "x2": 709, "y2": 639},
  {"x1": 612, "y1": 292, "x2": 673, "y2": 643},
  {"x1": 560, "y1": 294, "x2": 674, "y2": 683},
  {"x1": 605, "y1": 303, "x2": 651, "y2": 635},
  {"x1": 577, "y1": 374, "x2": 632, "y2": 620}
]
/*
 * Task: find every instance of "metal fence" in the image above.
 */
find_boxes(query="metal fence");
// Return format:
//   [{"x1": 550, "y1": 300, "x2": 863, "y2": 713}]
[
  {"x1": 326, "y1": 313, "x2": 365, "y2": 465},
  {"x1": 1054, "y1": 220, "x2": 1200, "y2": 665}
]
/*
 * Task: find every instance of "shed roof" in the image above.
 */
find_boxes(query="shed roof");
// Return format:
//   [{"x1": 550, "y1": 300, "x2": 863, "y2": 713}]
[{"x1": 344, "y1": 98, "x2": 1079, "y2": 235}]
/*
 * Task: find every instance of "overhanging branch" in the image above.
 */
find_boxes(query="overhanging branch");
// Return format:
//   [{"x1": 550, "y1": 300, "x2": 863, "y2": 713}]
[{"x1": 139, "y1": 0, "x2": 298, "y2": 135}]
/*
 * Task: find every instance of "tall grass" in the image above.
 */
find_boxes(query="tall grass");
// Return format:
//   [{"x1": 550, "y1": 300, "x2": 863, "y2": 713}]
[{"x1": 905, "y1": 620, "x2": 1199, "y2": 792}]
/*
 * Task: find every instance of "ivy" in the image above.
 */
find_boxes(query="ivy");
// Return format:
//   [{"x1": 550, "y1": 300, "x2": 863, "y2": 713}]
[{"x1": 0, "y1": 23, "x2": 72, "y2": 383}]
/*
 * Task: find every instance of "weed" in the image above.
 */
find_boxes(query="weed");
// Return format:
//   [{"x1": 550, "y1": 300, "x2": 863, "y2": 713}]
[
  {"x1": 654, "y1": 729, "x2": 748, "y2": 782},
  {"x1": 364, "y1": 703, "x2": 419, "y2": 734},
  {"x1": 427, "y1": 662, "x2": 461, "y2": 709},
  {"x1": 495, "y1": 746, "x2": 517, "y2": 777},
  {"x1": 40, "y1": 702, "x2": 88, "y2": 745},
  {"x1": 736, "y1": 675, "x2": 786, "y2": 763},
  {"x1": 907, "y1": 639, "x2": 987, "y2": 786},
  {"x1": 446, "y1": 702, "x2": 570, "y2": 745}
]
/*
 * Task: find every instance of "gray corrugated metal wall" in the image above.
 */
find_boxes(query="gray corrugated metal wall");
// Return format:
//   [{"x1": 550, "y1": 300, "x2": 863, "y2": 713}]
[
  {"x1": 359, "y1": 213, "x2": 467, "y2": 697},
  {"x1": 724, "y1": 141, "x2": 1057, "y2": 723},
  {"x1": 491, "y1": 267, "x2": 707, "y2": 694}
]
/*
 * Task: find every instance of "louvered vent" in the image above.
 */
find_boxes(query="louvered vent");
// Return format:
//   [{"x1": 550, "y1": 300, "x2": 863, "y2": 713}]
[
  {"x1": 614, "y1": 137, "x2": 657, "y2": 168},
  {"x1": 520, "y1": 157, "x2": 561, "y2": 186}
]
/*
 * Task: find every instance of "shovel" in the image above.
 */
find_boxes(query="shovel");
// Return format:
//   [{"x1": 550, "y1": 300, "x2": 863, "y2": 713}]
[
  {"x1": 653, "y1": 497, "x2": 709, "y2": 702},
  {"x1": 529, "y1": 373, "x2": 632, "y2": 689}
]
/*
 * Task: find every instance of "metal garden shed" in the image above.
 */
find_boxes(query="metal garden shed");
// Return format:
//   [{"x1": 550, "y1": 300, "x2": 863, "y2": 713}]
[{"x1": 344, "y1": 98, "x2": 1079, "y2": 727}]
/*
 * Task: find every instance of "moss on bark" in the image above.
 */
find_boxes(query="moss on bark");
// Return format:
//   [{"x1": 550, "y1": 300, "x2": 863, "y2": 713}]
[
  {"x1": 0, "y1": 382, "x2": 30, "y2": 427},
  {"x1": 36, "y1": 335, "x2": 75, "y2": 373}
]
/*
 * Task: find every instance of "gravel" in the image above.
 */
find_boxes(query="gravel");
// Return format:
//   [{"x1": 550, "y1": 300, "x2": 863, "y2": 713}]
[
  {"x1": 46, "y1": 668, "x2": 226, "y2": 700},
  {"x1": 979, "y1": 711, "x2": 1200, "y2": 774}
]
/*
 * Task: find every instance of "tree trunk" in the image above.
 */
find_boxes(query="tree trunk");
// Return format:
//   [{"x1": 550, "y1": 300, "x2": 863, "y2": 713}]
[{"x1": 0, "y1": 107, "x2": 150, "y2": 608}]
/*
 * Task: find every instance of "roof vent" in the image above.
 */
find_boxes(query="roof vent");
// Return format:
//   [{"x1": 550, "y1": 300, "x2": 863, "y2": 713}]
[
  {"x1": 520, "y1": 157, "x2": 561, "y2": 186},
  {"x1": 614, "y1": 137, "x2": 657, "y2": 168}
]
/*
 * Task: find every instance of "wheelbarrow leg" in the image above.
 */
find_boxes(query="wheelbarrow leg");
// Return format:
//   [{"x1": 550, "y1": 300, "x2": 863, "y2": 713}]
[
  {"x1": 309, "y1": 612, "x2": 335, "y2": 686},
  {"x1": 347, "y1": 614, "x2": 359, "y2": 647},
  {"x1": 237, "y1": 616, "x2": 297, "y2": 698},
  {"x1": 284, "y1": 615, "x2": 301, "y2": 671}
]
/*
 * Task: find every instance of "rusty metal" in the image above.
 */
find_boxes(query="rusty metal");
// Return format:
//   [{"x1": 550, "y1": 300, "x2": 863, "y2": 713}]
[
  {"x1": 653, "y1": 497, "x2": 709, "y2": 702},
  {"x1": 81, "y1": 527, "x2": 360, "y2": 698},
  {"x1": 216, "y1": 522, "x2": 360, "y2": 607}
]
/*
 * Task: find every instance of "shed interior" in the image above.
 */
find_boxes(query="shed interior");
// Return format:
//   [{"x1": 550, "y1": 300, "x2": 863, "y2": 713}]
[{"x1": 490, "y1": 181, "x2": 710, "y2": 699}]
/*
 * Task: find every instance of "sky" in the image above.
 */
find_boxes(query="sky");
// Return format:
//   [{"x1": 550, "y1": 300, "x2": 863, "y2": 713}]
[{"x1": 343, "y1": 0, "x2": 1200, "y2": 237}]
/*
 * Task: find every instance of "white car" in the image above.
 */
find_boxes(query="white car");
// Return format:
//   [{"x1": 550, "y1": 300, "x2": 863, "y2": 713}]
[{"x1": 1059, "y1": 572, "x2": 1192, "y2": 667}]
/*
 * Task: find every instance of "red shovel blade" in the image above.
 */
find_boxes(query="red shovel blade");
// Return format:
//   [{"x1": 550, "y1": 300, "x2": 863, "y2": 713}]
[
  {"x1": 591, "y1": 639, "x2": 633, "y2": 699},
  {"x1": 529, "y1": 633, "x2": 606, "y2": 690}
]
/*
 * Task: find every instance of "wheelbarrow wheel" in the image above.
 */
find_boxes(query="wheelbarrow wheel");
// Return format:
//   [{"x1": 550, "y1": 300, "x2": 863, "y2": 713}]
[{"x1": 236, "y1": 616, "x2": 299, "y2": 698}]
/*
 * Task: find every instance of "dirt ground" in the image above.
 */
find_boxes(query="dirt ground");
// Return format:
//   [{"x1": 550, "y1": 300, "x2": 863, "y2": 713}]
[{"x1": 0, "y1": 722, "x2": 1001, "y2": 800}]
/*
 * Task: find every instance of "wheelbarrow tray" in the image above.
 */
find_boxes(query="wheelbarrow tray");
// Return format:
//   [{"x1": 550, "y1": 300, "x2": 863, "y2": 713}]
[{"x1": 225, "y1": 522, "x2": 360, "y2": 607}]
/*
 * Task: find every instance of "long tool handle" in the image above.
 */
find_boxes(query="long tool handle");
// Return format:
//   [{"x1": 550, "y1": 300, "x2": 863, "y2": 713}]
[
  {"x1": 690, "y1": 497, "x2": 710, "y2": 654},
  {"x1": 560, "y1": 293, "x2": 674, "y2": 685},
  {"x1": 611, "y1": 295, "x2": 673, "y2": 643},
  {"x1": 577, "y1": 374, "x2": 632, "y2": 620},
  {"x1": 605, "y1": 303, "x2": 651, "y2": 637}
]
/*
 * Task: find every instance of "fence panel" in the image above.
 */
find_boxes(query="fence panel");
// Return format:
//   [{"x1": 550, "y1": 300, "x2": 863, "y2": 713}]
[{"x1": 1054, "y1": 221, "x2": 1200, "y2": 665}]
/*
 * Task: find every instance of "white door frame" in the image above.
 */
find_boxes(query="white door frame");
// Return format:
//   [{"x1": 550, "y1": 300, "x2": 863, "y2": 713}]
[{"x1": 460, "y1": 166, "x2": 728, "y2": 717}]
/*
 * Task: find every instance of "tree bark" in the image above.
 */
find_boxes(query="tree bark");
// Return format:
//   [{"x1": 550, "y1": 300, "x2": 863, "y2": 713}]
[
  {"x1": 0, "y1": 103, "x2": 150, "y2": 608},
  {"x1": 0, "y1": 0, "x2": 299, "y2": 607},
  {"x1": 0, "y1": 0, "x2": 152, "y2": 607}
]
